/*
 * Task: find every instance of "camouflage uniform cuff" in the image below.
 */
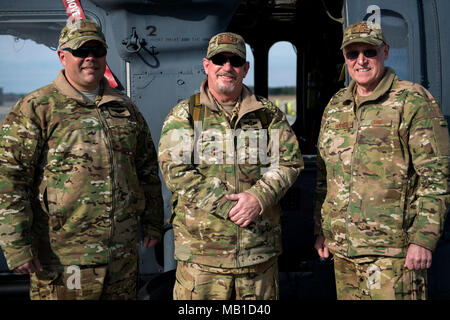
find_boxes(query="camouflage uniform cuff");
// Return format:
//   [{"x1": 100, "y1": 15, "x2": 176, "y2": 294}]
[
  {"x1": 5, "y1": 247, "x2": 34, "y2": 270},
  {"x1": 144, "y1": 227, "x2": 163, "y2": 242},
  {"x1": 215, "y1": 197, "x2": 235, "y2": 219},
  {"x1": 313, "y1": 225, "x2": 323, "y2": 237},
  {"x1": 408, "y1": 235, "x2": 437, "y2": 252},
  {"x1": 313, "y1": 214, "x2": 323, "y2": 236},
  {"x1": 244, "y1": 190, "x2": 265, "y2": 215}
]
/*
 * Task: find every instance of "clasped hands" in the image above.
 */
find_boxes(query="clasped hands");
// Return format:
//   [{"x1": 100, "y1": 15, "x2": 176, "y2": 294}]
[{"x1": 226, "y1": 192, "x2": 261, "y2": 227}]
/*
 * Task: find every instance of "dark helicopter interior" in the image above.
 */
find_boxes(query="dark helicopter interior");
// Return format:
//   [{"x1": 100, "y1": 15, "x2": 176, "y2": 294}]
[
  {"x1": 225, "y1": 0, "x2": 345, "y2": 300},
  {"x1": 229, "y1": 0, "x2": 345, "y2": 155}
]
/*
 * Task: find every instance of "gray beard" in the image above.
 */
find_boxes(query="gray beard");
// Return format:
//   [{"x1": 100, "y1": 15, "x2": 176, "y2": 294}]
[{"x1": 218, "y1": 83, "x2": 235, "y2": 93}]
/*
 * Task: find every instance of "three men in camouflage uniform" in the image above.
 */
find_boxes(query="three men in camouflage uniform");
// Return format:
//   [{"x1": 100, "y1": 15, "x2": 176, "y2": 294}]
[
  {"x1": 158, "y1": 32, "x2": 303, "y2": 299},
  {"x1": 0, "y1": 19, "x2": 164, "y2": 299},
  {"x1": 314, "y1": 21, "x2": 450, "y2": 299}
]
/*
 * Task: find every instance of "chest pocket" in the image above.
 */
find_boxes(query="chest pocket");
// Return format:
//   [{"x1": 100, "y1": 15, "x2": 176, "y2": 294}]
[
  {"x1": 320, "y1": 120, "x2": 355, "y2": 166},
  {"x1": 322, "y1": 121, "x2": 355, "y2": 148},
  {"x1": 358, "y1": 119, "x2": 398, "y2": 150},
  {"x1": 359, "y1": 119, "x2": 392, "y2": 127},
  {"x1": 239, "y1": 112, "x2": 269, "y2": 163},
  {"x1": 432, "y1": 118, "x2": 450, "y2": 156},
  {"x1": 328, "y1": 121, "x2": 354, "y2": 130},
  {"x1": 101, "y1": 103, "x2": 138, "y2": 154}
]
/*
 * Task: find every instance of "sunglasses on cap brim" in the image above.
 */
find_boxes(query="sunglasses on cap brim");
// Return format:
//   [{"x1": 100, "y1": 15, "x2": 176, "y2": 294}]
[
  {"x1": 344, "y1": 48, "x2": 379, "y2": 60},
  {"x1": 210, "y1": 54, "x2": 246, "y2": 67},
  {"x1": 63, "y1": 45, "x2": 107, "y2": 58}
]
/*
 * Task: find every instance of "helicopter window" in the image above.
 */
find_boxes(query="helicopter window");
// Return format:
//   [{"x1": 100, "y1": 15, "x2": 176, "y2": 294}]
[
  {"x1": 268, "y1": 41, "x2": 297, "y2": 125},
  {"x1": 0, "y1": 35, "x2": 61, "y2": 122}
]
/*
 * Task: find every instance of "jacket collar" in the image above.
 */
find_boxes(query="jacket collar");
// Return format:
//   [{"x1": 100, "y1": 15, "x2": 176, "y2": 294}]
[
  {"x1": 342, "y1": 67, "x2": 397, "y2": 103},
  {"x1": 199, "y1": 79, "x2": 264, "y2": 117},
  {"x1": 53, "y1": 69, "x2": 129, "y2": 107}
]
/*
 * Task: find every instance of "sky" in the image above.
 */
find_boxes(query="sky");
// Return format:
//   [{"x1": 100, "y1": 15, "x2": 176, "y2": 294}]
[
  {"x1": 0, "y1": 36, "x2": 63, "y2": 94},
  {"x1": 244, "y1": 41, "x2": 297, "y2": 88},
  {"x1": 0, "y1": 35, "x2": 297, "y2": 94}
]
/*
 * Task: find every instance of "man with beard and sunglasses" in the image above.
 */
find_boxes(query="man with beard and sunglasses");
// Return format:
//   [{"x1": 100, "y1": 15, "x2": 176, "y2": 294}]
[
  {"x1": 158, "y1": 32, "x2": 303, "y2": 299},
  {"x1": 313, "y1": 21, "x2": 450, "y2": 299},
  {"x1": 0, "y1": 19, "x2": 164, "y2": 299}
]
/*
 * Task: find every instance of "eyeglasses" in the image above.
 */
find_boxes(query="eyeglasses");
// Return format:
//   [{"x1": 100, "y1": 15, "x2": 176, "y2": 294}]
[
  {"x1": 63, "y1": 46, "x2": 107, "y2": 58},
  {"x1": 344, "y1": 49, "x2": 378, "y2": 60},
  {"x1": 210, "y1": 54, "x2": 246, "y2": 67}
]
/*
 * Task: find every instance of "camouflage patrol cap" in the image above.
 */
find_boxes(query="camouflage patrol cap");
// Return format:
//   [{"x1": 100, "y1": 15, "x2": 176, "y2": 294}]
[
  {"x1": 59, "y1": 19, "x2": 108, "y2": 50},
  {"x1": 206, "y1": 32, "x2": 246, "y2": 59},
  {"x1": 341, "y1": 21, "x2": 386, "y2": 49}
]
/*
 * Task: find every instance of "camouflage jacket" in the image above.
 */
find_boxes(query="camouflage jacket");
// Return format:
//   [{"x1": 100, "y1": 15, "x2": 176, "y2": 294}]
[
  {"x1": 314, "y1": 67, "x2": 450, "y2": 258},
  {"x1": 0, "y1": 70, "x2": 163, "y2": 270},
  {"x1": 159, "y1": 80, "x2": 303, "y2": 268}
]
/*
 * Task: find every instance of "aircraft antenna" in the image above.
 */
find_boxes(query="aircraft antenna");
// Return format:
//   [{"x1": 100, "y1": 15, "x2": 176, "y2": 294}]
[{"x1": 320, "y1": 0, "x2": 343, "y2": 24}]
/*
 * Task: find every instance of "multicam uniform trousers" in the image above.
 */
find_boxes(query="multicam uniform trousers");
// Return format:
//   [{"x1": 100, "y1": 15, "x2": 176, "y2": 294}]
[
  {"x1": 174, "y1": 257, "x2": 278, "y2": 300},
  {"x1": 29, "y1": 256, "x2": 138, "y2": 300},
  {"x1": 333, "y1": 253, "x2": 427, "y2": 300}
]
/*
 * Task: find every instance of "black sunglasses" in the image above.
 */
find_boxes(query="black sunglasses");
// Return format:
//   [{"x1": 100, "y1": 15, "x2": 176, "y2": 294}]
[
  {"x1": 345, "y1": 49, "x2": 378, "y2": 60},
  {"x1": 210, "y1": 54, "x2": 246, "y2": 67},
  {"x1": 63, "y1": 46, "x2": 107, "y2": 58}
]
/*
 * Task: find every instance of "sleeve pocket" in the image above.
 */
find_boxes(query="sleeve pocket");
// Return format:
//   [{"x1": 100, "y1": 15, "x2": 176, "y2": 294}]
[{"x1": 432, "y1": 118, "x2": 450, "y2": 156}]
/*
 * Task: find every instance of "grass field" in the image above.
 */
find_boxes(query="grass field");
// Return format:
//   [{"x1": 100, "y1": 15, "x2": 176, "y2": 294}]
[{"x1": 269, "y1": 94, "x2": 297, "y2": 125}]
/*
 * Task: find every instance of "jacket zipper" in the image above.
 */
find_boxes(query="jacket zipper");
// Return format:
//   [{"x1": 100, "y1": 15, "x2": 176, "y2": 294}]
[
  {"x1": 227, "y1": 111, "x2": 241, "y2": 269},
  {"x1": 347, "y1": 103, "x2": 361, "y2": 256},
  {"x1": 231, "y1": 106, "x2": 265, "y2": 268},
  {"x1": 234, "y1": 132, "x2": 241, "y2": 268},
  {"x1": 94, "y1": 105, "x2": 116, "y2": 261}
]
